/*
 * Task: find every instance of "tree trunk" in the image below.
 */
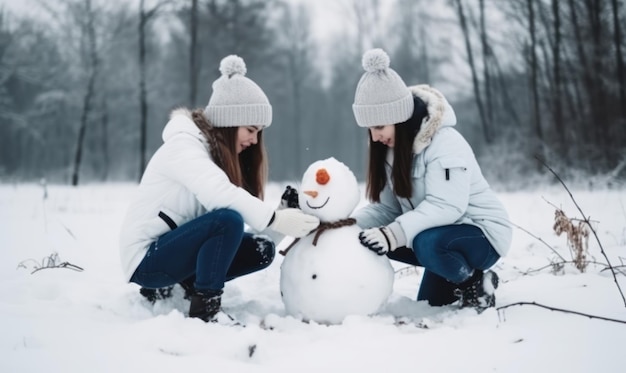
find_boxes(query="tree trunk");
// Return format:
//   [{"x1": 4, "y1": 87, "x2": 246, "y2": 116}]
[
  {"x1": 72, "y1": 0, "x2": 98, "y2": 186},
  {"x1": 527, "y1": 0, "x2": 544, "y2": 166},
  {"x1": 552, "y1": 0, "x2": 565, "y2": 158},
  {"x1": 585, "y1": 0, "x2": 609, "y2": 155},
  {"x1": 284, "y1": 6, "x2": 303, "y2": 177},
  {"x1": 567, "y1": 0, "x2": 595, "y2": 157},
  {"x1": 454, "y1": 0, "x2": 492, "y2": 143},
  {"x1": 189, "y1": 0, "x2": 199, "y2": 107},
  {"x1": 610, "y1": 0, "x2": 625, "y2": 140},
  {"x1": 138, "y1": 0, "x2": 148, "y2": 182},
  {"x1": 479, "y1": 0, "x2": 494, "y2": 138},
  {"x1": 101, "y1": 97, "x2": 109, "y2": 181},
  {"x1": 492, "y1": 56, "x2": 522, "y2": 128}
]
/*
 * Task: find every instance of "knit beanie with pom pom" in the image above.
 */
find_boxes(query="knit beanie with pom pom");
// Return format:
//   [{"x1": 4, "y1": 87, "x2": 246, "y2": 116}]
[
  {"x1": 204, "y1": 55, "x2": 272, "y2": 128},
  {"x1": 352, "y1": 48, "x2": 414, "y2": 127}
]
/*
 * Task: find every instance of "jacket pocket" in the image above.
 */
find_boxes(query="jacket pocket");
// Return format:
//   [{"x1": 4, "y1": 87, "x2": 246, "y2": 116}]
[
  {"x1": 439, "y1": 157, "x2": 467, "y2": 181},
  {"x1": 158, "y1": 211, "x2": 178, "y2": 230},
  {"x1": 158, "y1": 208, "x2": 184, "y2": 231}
]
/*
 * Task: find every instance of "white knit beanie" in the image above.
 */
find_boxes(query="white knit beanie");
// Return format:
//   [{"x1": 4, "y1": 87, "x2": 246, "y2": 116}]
[
  {"x1": 352, "y1": 48, "x2": 414, "y2": 127},
  {"x1": 204, "y1": 55, "x2": 272, "y2": 128}
]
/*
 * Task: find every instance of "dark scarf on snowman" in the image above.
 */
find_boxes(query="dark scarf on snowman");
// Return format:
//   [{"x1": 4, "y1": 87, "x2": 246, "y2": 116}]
[{"x1": 279, "y1": 218, "x2": 357, "y2": 256}]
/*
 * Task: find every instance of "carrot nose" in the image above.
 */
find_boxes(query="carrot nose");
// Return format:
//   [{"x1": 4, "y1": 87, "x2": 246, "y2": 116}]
[{"x1": 303, "y1": 190, "x2": 318, "y2": 198}]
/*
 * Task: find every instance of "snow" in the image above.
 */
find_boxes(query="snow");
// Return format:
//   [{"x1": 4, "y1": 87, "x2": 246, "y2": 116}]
[{"x1": 1, "y1": 181, "x2": 626, "y2": 372}]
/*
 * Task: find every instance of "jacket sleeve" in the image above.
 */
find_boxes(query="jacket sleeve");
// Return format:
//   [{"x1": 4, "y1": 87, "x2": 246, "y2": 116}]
[
  {"x1": 352, "y1": 182, "x2": 403, "y2": 229},
  {"x1": 156, "y1": 133, "x2": 275, "y2": 232},
  {"x1": 396, "y1": 129, "x2": 471, "y2": 242}
]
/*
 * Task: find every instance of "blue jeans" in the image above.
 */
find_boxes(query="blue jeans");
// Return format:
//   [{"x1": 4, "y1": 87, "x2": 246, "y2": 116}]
[
  {"x1": 130, "y1": 208, "x2": 275, "y2": 293},
  {"x1": 387, "y1": 224, "x2": 500, "y2": 306}
]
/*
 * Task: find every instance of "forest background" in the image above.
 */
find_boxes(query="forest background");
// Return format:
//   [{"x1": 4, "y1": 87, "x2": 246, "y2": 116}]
[{"x1": 1, "y1": 0, "x2": 625, "y2": 188}]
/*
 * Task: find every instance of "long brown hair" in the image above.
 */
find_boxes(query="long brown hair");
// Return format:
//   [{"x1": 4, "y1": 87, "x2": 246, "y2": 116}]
[
  {"x1": 191, "y1": 109, "x2": 267, "y2": 199},
  {"x1": 365, "y1": 96, "x2": 427, "y2": 202}
]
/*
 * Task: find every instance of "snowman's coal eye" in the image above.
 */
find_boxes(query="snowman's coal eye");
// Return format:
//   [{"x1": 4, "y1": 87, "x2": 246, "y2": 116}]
[{"x1": 312, "y1": 274, "x2": 317, "y2": 279}]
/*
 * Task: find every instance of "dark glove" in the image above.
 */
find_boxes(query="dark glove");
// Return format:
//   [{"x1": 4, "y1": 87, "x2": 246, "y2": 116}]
[
  {"x1": 280, "y1": 185, "x2": 300, "y2": 209},
  {"x1": 358, "y1": 226, "x2": 398, "y2": 256},
  {"x1": 253, "y1": 235, "x2": 275, "y2": 253}
]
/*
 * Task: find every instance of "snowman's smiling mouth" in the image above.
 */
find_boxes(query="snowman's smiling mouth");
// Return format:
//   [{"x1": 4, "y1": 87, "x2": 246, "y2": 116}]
[{"x1": 306, "y1": 197, "x2": 330, "y2": 210}]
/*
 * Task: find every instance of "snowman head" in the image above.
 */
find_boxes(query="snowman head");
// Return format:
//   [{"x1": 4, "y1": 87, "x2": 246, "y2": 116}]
[{"x1": 299, "y1": 157, "x2": 360, "y2": 222}]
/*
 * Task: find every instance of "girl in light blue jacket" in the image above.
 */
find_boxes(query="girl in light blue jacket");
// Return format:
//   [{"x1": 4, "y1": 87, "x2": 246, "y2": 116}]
[{"x1": 351, "y1": 49, "x2": 512, "y2": 312}]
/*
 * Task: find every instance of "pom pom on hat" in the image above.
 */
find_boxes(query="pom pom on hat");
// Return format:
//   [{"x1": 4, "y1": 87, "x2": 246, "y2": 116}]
[
  {"x1": 219, "y1": 55, "x2": 247, "y2": 77},
  {"x1": 204, "y1": 55, "x2": 272, "y2": 128},
  {"x1": 362, "y1": 48, "x2": 390, "y2": 73},
  {"x1": 352, "y1": 48, "x2": 414, "y2": 128}
]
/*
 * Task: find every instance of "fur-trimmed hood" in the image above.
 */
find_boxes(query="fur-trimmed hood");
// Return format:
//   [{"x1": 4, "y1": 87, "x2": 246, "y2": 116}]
[
  {"x1": 409, "y1": 85, "x2": 457, "y2": 154},
  {"x1": 161, "y1": 108, "x2": 204, "y2": 143}
]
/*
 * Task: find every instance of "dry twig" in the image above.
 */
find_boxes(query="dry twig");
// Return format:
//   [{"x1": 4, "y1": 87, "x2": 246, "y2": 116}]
[
  {"x1": 497, "y1": 302, "x2": 626, "y2": 324},
  {"x1": 553, "y1": 209, "x2": 590, "y2": 272},
  {"x1": 17, "y1": 252, "x2": 83, "y2": 274},
  {"x1": 536, "y1": 156, "x2": 626, "y2": 307}
]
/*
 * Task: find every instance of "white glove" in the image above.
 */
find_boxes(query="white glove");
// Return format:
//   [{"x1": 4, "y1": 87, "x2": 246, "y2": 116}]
[
  {"x1": 268, "y1": 208, "x2": 320, "y2": 238},
  {"x1": 358, "y1": 226, "x2": 398, "y2": 255}
]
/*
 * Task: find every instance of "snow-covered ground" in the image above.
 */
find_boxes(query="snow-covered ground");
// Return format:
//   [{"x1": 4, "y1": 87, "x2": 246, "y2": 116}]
[{"x1": 1, "y1": 181, "x2": 625, "y2": 372}]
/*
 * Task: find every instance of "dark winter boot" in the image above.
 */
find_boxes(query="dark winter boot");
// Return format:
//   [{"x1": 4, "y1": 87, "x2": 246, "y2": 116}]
[
  {"x1": 188, "y1": 290, "x2": 241, "y2": 325},
  {"x1": 454, "y1": 270, "x2": 499, "y2": 313},
  {"x1": 189, "y1": 290, "x2": 222, "y2": 321},
  {"x1": 140, "y1": 286, "x2": 174, "y2": 304},
  {"x1": 140, "y1": 277, "x2": 196, "y2": 304}
]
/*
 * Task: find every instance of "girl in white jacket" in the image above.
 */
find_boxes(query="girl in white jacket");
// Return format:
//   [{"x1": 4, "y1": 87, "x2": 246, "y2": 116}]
[
  {"x1": 351, "y1": 49, "x2": 512, "y2": 312},
  {"x1": 119, "y1": 55, "x2": 319, "y2": 323}
]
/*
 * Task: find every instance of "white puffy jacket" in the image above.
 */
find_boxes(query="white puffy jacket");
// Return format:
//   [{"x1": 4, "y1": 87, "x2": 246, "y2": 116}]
[
  {"x1": 353, "y1": 85, "x2": 512, "y2": 258},
  {"x1": 118, "y1": 109, "x2": 275, "y2": 281}
]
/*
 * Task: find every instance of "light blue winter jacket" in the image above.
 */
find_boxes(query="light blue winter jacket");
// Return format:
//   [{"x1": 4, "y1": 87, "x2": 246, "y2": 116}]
[{"x1": 352, "y1": 85, "x2": 512, "y2": 258}]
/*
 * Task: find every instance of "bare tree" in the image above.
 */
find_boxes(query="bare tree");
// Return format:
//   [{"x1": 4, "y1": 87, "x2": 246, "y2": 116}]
[
  {"x1": 610, "y1": 0, "x2": 625, "y2": 122},
  {"x1": 72, "y1": 0, "x2": 99, "y2": 186},
  {"x1": 551, "y1": 0, "x2": 565, "y2": 157},
  {"x1": 33, "y1": 0, "x2": 139, "y2": 184},
  {"x1": 138, "y1": 0, "x2": 170, "y2": 181},
  {"x1": 479, "y1": 0, "x2": 494, "y2": 138},
  {"x1": 355, "y1": 0, "x2": 384, "y2": 50},
  {"x1": 585, "y1": 0, "x2": 609, "y2": 149},
  {"x1": 453, "y1": 0, "x2": 492, "y2": 143},
  {"x1": 391, "y1": 0, "x2": 433, "y2": 85},
  {"x1": 189, "y1": 0, "x2": 199, "y2": 106},
  {"x1": 526, "y1": 0, "x2": 544, "y2": 167},
  {"x1": 276, "y1": 2, "x2": 315, "y2": 176},
  {"x1": 100, "y1": 97, "x2": 109, "y2": 181},
  {"x1": 493, "y1": 0, "x2": 625, "y2": 172}
]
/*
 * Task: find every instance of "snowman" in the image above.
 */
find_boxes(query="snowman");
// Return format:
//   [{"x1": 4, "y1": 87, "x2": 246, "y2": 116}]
[{"x1": 279, "y1": 157, "x2": 395, "y2": 324}]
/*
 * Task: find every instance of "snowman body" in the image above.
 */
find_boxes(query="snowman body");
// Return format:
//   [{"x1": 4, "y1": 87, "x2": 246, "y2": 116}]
[{"x1": 279, "y1": 157, "x2": 395, "y2": 325}]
